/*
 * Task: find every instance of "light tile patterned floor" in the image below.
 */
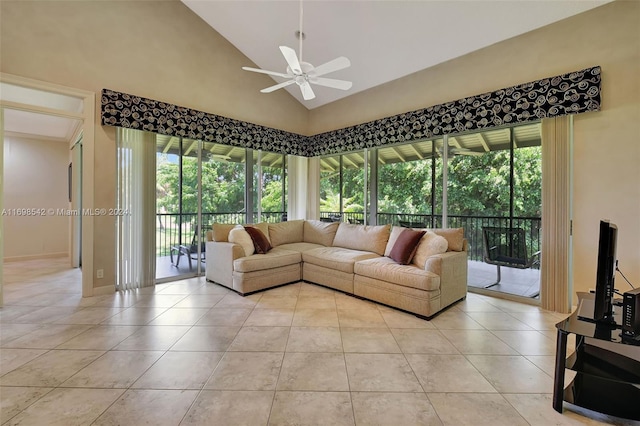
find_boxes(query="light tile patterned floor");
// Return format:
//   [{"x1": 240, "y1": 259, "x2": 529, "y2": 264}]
[{"x1": 0, "y1": 258, "x2": 634, "y2": 425}]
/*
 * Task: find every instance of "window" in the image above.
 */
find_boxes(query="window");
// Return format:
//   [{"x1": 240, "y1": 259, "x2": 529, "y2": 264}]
[
  {"x1": 253, "y1": 150, "x2": 287, "y2": 223},
  {"x1": 319, "y1": 152, "x2": 366, "y2": 223}
]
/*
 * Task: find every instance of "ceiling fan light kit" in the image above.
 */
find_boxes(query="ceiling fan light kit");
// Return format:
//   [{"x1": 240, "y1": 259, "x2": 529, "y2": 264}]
[{"x1": 242, "y1": 1, "x2": 352, "y2": 101}]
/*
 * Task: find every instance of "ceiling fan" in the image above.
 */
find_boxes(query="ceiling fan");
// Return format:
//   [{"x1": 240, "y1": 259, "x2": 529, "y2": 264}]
[{"x1": 241, "y1": 1, "x2": 352, "y2": 101}]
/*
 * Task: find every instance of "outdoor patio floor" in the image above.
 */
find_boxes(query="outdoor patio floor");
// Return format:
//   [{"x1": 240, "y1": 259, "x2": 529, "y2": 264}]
[
  {"x1": 467, "y1": 260, "x2": 541, "y2": 299},
  {"x1": 156, "y1": 255, "x2": 206, "y2": 282}
]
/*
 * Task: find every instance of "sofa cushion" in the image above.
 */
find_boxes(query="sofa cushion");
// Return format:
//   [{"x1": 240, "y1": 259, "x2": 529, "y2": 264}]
[
  {"x1": 433, "y1": 228, "x2": 464, "y2": 252},
  {"x1": 269, "y1": 220, "x2": 304, "y2": 247},
  {"x1": 302, "y1": 247, "x2": 380, "y2": 274},
  {"x1": 332, "y1": 223, "x2": 391, "y2": 256},
  {"x1": 304, "y1": 220, "x2": 339, "y2": 246},
  {"x1": 233, "y1": 248, "x2": 301, "y2": 273},
  {"x1": 355, "y1": 257, "x2": 441, "y2": 291},
  {"x1": 388, "y1": 229, "x2": 425, "y2": 265},
  {"x1": 245, "y1": 226, "x2": 272, "y2": 254},
  {"x1": 412, "y1": 231, "x2": 449, "y2": 269},
  {"x1": 211, "y1": 223, "x2": 236, "y2": 242},
  {"x1": 229, "y1": 226, "x2": 255, "y2": 257}
]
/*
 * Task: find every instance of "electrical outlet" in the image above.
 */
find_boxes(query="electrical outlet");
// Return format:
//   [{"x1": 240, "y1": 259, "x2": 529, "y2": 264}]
[{"x1": 97, "y1": 269, "x2": 104, "y2": 279}]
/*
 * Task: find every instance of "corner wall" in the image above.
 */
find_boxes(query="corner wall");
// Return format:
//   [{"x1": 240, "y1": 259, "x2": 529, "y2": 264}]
[
  {"x1": 309, "y1": 1, "x2": 640, "y2": 298},
  {"x1": 0, "y1": 109, "x2": 4, "y2": 304}
]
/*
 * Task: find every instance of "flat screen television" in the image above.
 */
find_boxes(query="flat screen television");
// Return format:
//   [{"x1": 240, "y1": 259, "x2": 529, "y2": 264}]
[{"x1": 593, "y1": 220, "x2": 618, "y2": 323}]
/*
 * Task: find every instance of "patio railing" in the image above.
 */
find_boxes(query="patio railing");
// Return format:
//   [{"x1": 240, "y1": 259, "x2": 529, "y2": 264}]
[{"x1": 157, "y1": 211, "x2": 541, "y2": 267}]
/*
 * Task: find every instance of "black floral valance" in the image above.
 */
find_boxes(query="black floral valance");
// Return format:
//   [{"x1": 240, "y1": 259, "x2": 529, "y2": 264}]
[
  {"x1": 100, "y1": 91, "x2": 307, "y2": 155},
  {"x1": 101, "y1": 65, "x2": 600, "y2": 156}
]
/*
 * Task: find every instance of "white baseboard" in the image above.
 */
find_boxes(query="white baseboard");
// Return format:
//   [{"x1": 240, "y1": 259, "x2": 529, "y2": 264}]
[{"x1": 91, "y1": 285, "x2": 115, "y2": 297}]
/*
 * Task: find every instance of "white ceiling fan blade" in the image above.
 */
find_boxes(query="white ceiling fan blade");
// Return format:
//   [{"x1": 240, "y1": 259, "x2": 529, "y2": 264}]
[
  {"x1": 458, "y1": 151, "x2": 483, "y2": 156},
  {"x1": 312, "y1": 57, "x2": 351, "y2": 77},
  {"x1": 279, "y1": 46, "x2": 302, "y2": 74},
  {"x1": 242, "y1": 66, "x2": 290, "y2": 79},
  {"x1": 299, "y1": 81, "x2": 315, "y2": 100},
  {"x1": 310, "y1": 77, "x2": 352, "y2": 91},
  {"x1": 260, "y1": 80, "x2": 296, "y2": 93}
]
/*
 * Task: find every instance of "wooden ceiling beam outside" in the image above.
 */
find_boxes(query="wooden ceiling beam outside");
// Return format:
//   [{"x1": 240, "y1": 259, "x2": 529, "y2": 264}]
[
  {"x1": 162, "y1": 138, "x2": 173, "y2": 154},
  {"x1": 409, "y1": 143, "x2": 424, "y2": 160},
  {"x1": 477, "y1": 133, "x2": 491, "y2": 152},
  {"x1": 184, "y1": 140, "x2": 198, "y2": 156},
  {"x1": 391, "y1": 147, "x2": 405, "y2": 162}
]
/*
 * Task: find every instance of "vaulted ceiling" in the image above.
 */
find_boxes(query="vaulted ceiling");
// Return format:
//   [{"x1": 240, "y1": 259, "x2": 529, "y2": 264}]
[{"x1": 183, "y1": 0, "x2": 611, "y2": 109}]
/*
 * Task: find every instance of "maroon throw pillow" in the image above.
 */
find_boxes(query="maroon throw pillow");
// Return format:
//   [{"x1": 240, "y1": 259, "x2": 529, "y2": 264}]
[
  {"x1": 388, "y1": 229, "x2": 426, "y2": 265},
  {"x1": 244, "y1": 226, "x2": 272, "y2": 254}
]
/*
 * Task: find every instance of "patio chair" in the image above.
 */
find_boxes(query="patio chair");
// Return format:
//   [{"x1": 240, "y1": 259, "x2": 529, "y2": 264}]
[
  {"x1": 332, "y1": 214, "x2": 343, "y2": 222},
  {"x1": 170, "y1": 225, "x2": 206, "y2": 269},
  {"x1": 482, "y1": 226, "x2": 540, "y2": 288},
  {"x1": 320, "y1": 214, "x2": 344, "y2": 223}
]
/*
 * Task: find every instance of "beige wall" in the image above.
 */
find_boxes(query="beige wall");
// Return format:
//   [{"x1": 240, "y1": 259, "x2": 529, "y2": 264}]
[
  {"x1": 1, "y1": 0, "x2": 638, "y2": 300},
  {"x1": 0, "y1": 0, "x2": 309, "y2": 291},
  {"x1": 309, "y1": 1, "x2": 640, "y2": 298},
  {"x1": 0, "y1": 110, "x2": 4, "y2": 302},
  {"x1": 3, "y1": 135, "x2": 70, "y2": 260}
]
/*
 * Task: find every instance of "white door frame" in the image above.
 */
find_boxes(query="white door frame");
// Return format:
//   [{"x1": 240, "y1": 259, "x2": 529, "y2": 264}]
[{"x1": 0, "y1": 73, "x2": 96, "y2": 300}]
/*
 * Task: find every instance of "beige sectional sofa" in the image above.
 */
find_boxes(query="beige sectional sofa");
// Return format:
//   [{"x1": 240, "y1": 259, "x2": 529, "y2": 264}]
[{"x1": 206, "y1": 219, "x2": 468, "y2": 318}]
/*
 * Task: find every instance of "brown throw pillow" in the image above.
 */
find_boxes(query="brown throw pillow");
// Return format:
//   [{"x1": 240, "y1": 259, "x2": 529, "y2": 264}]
[
  {"x1": 388, "y1": 229, "x2": 426, "y2": 265},
  {"x1": 244, "y1": 226, "x2": 272, "y2": 254}
]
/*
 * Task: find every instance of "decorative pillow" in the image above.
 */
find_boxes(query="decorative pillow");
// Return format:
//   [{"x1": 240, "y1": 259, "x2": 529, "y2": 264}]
[
  {"x1": 412, "y1": 231, "x2": 449, "y2": 268},
  {"x1": 252, "y1": 222, "x2": 271, "y2": 244},
  {"x1": 304, "y1": 220, "x2": 340, "y2": 246},
  {"x1": 228, "y1": 225, "x2": 255, "y2": 257},
  {"x1": 384, "y1": 226, "x2": 406, "y2": 257},
  {"x1": 244, "y1": 226, "x2": 272, "y2": 254},
  {"x1": 432, "y1": 228, "x2": 465, "y2": 252},
  {"x1": 211, "y1": 223, "x2": 236, "y2": 242},
  {"x1": 388, "y1": 229, "x2": 426, "y2": 265},
  {"x1": 332, "y1": 223, "x2": 391, "y2": 256}
]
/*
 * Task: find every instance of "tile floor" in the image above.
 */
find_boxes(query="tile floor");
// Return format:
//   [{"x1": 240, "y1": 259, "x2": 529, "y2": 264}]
[{"x1": 0, "y1": 258, "x2": 636, "y2": 425}]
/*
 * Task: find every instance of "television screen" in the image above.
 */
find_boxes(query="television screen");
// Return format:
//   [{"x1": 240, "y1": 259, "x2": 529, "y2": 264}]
[{"x1": 593, "y1": 220, "x2": 617, "y2": 323}]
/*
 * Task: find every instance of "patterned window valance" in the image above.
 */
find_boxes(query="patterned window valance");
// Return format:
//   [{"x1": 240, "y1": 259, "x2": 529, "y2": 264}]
[{"x1": 101, "y1": 65, "x2": 600, "y2": 157}]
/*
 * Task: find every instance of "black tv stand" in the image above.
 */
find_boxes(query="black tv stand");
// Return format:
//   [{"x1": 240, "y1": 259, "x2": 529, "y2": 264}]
[{"x1": 554, "y1": 293, "x2": 640, "y2": 420}]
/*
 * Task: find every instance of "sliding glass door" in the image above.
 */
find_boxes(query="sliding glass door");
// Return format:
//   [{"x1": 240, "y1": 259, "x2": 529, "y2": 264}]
[{"x1": 155, "y1": 136, "x2": 203, "y2": 281}]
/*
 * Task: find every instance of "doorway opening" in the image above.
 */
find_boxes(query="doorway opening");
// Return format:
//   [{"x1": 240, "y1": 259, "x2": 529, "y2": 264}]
[{"x1": 0, "y1": 74, "x2": 95, "y2": 304}]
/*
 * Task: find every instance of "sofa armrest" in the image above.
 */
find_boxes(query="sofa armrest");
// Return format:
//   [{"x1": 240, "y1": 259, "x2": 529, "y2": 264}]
[
  {"x1": 425, "y1": 250, "x2": 468, "y2": 308},
  {"x1": 205, "y1": 241, "x2": 245, "y2": 288}
]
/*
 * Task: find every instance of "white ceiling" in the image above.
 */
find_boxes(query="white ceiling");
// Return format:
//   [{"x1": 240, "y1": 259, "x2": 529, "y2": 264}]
[
  {"x1": 3, "y1": 109, "x2": 81, "y2": 142},
  {"x1": 1, "y1": 82, "x2": 83, "y2": 141},
  {"x1": 183, "y1": 0, "x2": 611, "y2": 109}
]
